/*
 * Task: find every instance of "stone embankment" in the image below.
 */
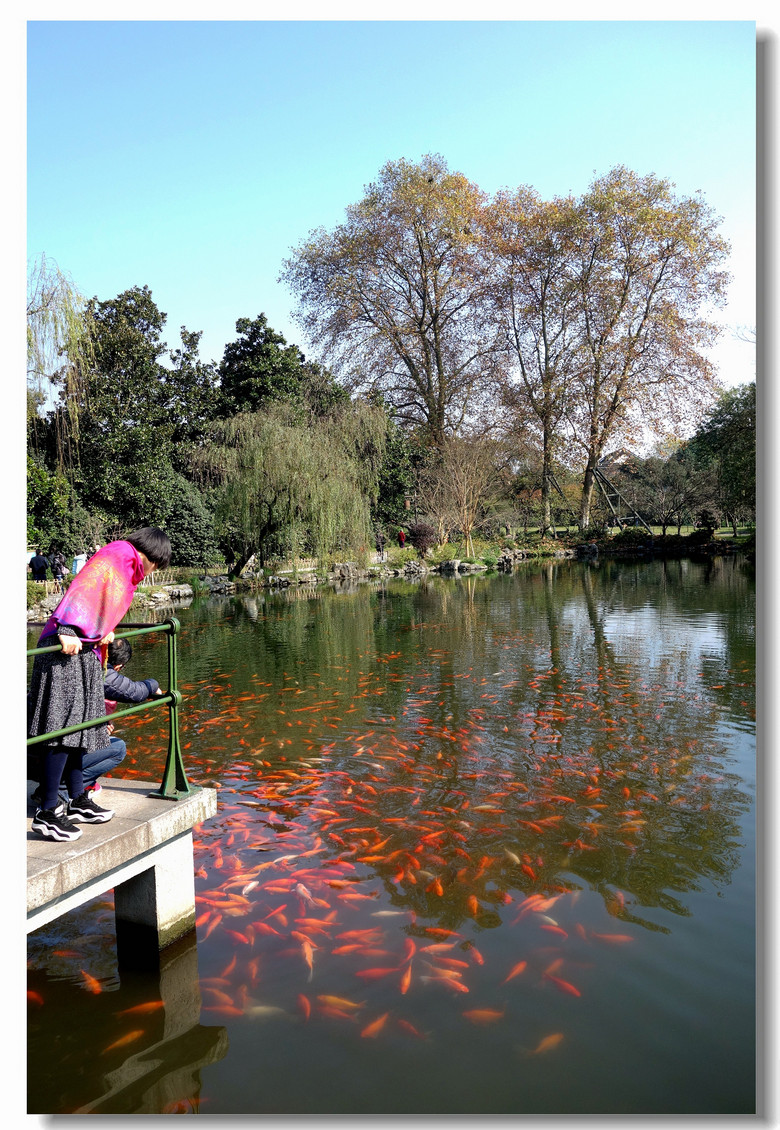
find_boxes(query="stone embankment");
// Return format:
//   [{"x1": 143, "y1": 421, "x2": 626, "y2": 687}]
[{"x1": 26, "y1": 583, "x2": 198, "y2": 623}]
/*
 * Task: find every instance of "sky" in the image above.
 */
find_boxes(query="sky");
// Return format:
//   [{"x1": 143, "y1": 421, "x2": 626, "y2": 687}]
[{"x1": 25, "y1": 18, "x2": 758, "y2": 389}]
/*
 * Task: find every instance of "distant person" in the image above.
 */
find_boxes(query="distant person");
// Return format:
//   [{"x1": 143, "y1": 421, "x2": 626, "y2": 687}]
[
  {"x1": 398, "y1": 528, "x2": 406, "y2": 549},
  {"x1": 28, "y1": 526, "x2": 171, "y2": 842},
  {"x1": 375, "y1": 531, "x2": 386, "y2": 562},
  {"x1": 50, "y1": 550, "x2": 68, "y2": 593},
  {"x1": 71, "y1": 551, "x2": 87, "y2": 575},
  {"x1": 30, "y1": 549, "x2": 49, "y2": 582}
]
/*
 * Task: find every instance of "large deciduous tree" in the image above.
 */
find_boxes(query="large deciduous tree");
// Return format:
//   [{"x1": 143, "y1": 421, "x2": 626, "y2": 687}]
[
  {"x1": 567, "y1": 167, "x2": 730, "y2": 526},
  {"x1": 486, "y1": 187, "x2": 582, "y2": 533},
  {"x1": 280, "y1": 154, "x2": 501, "y2": 448}
]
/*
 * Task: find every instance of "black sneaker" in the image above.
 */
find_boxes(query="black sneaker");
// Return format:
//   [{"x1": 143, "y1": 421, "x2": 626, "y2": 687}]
[
  {"x1": 67, "y1": 792, "x2": 115, "y2": 824},
  {"x1": 31, "y1": 802, "x2": 83, "y2": 842}
]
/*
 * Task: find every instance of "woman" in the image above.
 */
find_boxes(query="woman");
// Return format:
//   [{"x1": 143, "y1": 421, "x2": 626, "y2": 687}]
[{"x1": 28, "y1": 527, "x2": 171, "y2": 842}]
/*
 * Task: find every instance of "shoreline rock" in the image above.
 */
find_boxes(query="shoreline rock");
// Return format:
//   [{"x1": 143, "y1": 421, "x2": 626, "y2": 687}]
[{"x1": 26, "y1": 538, "x2": 750, "y2": 619}]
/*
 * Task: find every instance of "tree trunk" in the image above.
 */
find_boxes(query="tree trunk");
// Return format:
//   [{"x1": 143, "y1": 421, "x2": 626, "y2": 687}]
[
  {"x1": 228, "y1": 549, "x2": 255, "y2": 579},
  {"x1": 541, "y1": 431, "x2": 554, "y2": 535},
  {"x1": 580, "y1": 456, "x2": 598, "y2": 529}
]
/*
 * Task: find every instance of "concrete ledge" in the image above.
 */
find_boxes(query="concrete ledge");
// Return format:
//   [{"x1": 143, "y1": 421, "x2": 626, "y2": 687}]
[{"x1": 27, "y1": 779, "x2": 218, "y2": 931}]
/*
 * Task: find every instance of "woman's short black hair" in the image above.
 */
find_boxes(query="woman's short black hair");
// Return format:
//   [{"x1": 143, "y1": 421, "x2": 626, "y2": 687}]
[
  {"x1": 108, "y1": 638, "x2": 133, "y2": 667},
  {"x1": 125, "y1": 527, "x2": 172, "y2": 569}
]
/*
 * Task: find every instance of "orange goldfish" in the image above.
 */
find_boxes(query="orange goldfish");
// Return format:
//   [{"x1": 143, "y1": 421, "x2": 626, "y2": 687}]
[
  {"x1": 503, "y1": 961, "x2": 527, "y2": 983},
  {"x1": 80, "y1": 970, "x2": 102, "y2": 994},
  {"x1": 463, "y1": 1009, "x2": 504, "y2": 1024},
  {"x1": 360, "y1": 1011, "x2": 390, "y2": 1038},
  {"x1": 529, "y1": 1032, "x2": 565, "y2": 1055},
  {"x1": 317, "y1": 995, "x2": 365, "y2": 1011},
  {"x1": 102, "y1": 1029, "x2": 145, "y2": 1053},
  {"x1": 116, "y1": 1000, "x2": 164, "y2": 1016},
  {"x1": 544, "y1": 974, "x2": 581, "y2": 997}
]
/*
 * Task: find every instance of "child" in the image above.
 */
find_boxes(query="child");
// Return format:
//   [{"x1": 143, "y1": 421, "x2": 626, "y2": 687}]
[
  {"x1": 28, "y1": 637, "x2": 164, "y2": 805},
  {"x1": 27, "y1": 526, "x2": 171, "y2": 842},
  {"x1": 93, "y1": 637, "x2": 164, "y2": 794}
]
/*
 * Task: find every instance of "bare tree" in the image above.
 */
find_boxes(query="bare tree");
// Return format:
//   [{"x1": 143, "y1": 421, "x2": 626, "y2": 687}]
[{"x1": 281, "y1": 154, "x2": 503, "y2": 449}]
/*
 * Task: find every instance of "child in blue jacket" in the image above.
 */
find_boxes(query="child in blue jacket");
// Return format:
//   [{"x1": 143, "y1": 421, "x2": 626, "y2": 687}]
[{"x1": 28, "y1": 637, "x2": 162, "y2": 804}]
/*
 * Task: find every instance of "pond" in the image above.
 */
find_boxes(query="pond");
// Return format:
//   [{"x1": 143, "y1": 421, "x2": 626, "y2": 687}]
[{"x1": 27, "y1": 555, "x2": 756, "y2": 1115}]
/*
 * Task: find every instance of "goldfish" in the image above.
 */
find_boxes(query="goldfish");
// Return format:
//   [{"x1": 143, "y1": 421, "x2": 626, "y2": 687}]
[
  {"x1": 299, "y1": 938, "x2": 314, "y2": 980},
  {"x1": 317, "y1": 995, "x2": 365, "y2": 1011},
  {"x1": 360, "y1": 1011, "x2": 390, "y2": 1038},
  {"x1": 528, "y1": 1032, "x2": 565, "y2": 1055},
  {"x1": 116, "y1": 1000, "x2": 165, "y2": 1016},
  {"x1": 503, "y1": 961, "x2": 527, "y2": 983},
  {"x1": 421, "y1": 976, "x2": 469, "y2": 993},
  {"x1": 102, "y1": 1029, "x2": 145, "y2": 1053},
  {"x1": 544, "y1": 974, "x2": 581, "y2": 997},
  {"x1": 463, "y1": 1009, "x2": 504, "y2": 1024},
  {"x1": 80, "y1": 970, "x2": 102, "y2": 994}
]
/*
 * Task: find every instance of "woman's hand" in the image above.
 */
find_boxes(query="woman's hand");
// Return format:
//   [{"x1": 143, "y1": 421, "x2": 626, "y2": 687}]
[
  {"x1": 59, "y1": 634, "x2": 82, "y2": 655},
  {"x1": 99, "y1": 631, "x2": 115, "y2": 646}
]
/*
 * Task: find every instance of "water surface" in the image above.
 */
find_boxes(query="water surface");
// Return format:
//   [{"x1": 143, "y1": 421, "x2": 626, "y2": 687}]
[{"x1": 27, "y1": 556, "x2": 756, "y2": 1114}]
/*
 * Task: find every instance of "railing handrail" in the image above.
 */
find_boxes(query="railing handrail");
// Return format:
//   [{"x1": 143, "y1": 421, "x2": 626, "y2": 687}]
[{"x1": 26, "y1": 617, "x2": 195, "y2": 801}]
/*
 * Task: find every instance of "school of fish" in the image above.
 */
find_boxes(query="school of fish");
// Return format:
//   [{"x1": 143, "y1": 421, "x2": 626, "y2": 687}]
[{"x1": 29, "y1": 599, "x2": 753, "y2": 1089}]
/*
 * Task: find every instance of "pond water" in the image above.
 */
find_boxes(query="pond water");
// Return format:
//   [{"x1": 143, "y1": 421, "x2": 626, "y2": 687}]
[{"x1": 27, "y1": 555, "x2": 756, "y2": 1115}]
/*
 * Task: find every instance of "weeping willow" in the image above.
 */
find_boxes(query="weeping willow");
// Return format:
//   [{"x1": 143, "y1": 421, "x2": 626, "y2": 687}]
[
  {"x1": 196, "y1": 401, "x2": 387, "y2": 573},
  {"x1": 26, "y1": 253, "x2": 94, "y2": 474}
]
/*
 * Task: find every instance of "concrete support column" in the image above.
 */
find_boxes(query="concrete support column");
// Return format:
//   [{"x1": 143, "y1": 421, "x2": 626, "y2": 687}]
[{"x1": 115, "y1": 831, "x2": 197, "y2": 971}]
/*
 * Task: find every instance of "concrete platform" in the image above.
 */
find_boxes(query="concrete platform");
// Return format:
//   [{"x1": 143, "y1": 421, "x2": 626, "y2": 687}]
[{"x1": 27, "y1": 779, "x2": 218, "y2": 964}]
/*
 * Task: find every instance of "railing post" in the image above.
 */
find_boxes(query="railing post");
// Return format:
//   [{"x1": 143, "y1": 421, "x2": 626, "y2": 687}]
[{"x1": 147, "y1": 617, "x2": 197, "y2": 801}]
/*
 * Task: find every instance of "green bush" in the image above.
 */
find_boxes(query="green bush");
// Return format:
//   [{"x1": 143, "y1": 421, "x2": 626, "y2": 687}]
[
  {"x1": 610, "y1": 527, "x2": 653, "y2": 545},
  {"x1": 571, "y1": 524, "x2": 608, "y2": 542},
  {"x1": 184, "y1": 573, "x2": 212, "y2": 594},
  {"x1": 387, "y1": 547, "x2": 419, "y2": 567},
  {"x1": 686, "y1": 528, "x2": 713, "y2": 546},
  {"x1": 27, "y1": 581, "x2": 44, "y2": 608},
  {"x1": 428, "y1": 542, "x2": 459, "y2": 563}
]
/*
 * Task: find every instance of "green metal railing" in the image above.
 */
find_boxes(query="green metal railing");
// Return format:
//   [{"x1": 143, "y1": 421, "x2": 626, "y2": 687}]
[{"x1": 26, "y1": 616, "x2": 197, "y2": 801}]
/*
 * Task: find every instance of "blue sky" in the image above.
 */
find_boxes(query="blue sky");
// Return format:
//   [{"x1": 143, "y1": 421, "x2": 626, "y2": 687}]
[{"x1": 26, "y1": 19, "x2": 757, "y2": 388}]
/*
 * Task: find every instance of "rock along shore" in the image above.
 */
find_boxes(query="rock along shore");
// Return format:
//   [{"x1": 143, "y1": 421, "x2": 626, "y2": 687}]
[{"x1": 27, "y1": 535, "x2": 746, "y2": 620}]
